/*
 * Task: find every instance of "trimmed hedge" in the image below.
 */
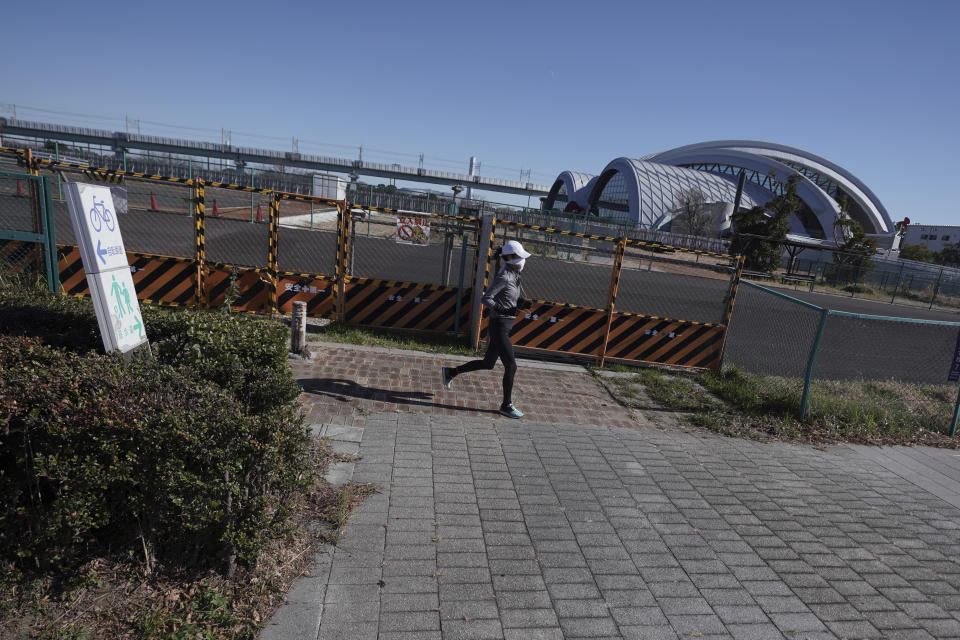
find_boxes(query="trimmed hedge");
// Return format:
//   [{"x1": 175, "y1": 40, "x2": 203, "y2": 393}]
[
  {"x1": 0, "y1": 288, "x2": 301, "y2": 415},
  {"x1": 0, "y1": 287, "x2": 310, "y2": 575}
]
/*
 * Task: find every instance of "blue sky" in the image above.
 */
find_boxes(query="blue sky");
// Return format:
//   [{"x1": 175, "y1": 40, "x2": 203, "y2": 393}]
[{"x1": 2, "y1": 0, "x2": 958, "y2": 225}]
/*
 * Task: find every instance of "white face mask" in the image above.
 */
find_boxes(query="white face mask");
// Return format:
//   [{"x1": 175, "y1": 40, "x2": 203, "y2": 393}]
[{"x1": 507, "y1": 258, "x2": 525, "y2": 272}]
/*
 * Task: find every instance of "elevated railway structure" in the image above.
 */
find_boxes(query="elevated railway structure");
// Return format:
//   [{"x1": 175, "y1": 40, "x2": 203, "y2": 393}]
[{"x1": 0, "y1": 118, "x2": 551, "y2": 199}]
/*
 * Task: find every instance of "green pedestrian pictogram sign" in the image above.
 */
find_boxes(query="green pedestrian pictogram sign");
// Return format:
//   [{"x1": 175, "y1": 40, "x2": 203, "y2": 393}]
[{"x1": 65, "y1": 183, "x2": 149, "y2": 354}]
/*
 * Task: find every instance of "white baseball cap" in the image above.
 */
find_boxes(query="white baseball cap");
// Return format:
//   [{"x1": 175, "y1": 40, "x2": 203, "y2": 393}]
[{"x1": 501, "y1": 240, "x2": 531, "y2": 260}]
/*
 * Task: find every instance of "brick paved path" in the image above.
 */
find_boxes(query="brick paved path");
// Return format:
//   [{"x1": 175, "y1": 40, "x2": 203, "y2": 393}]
[{"x1": 262, "y1": 344, "x2": 960, "y2": 640}]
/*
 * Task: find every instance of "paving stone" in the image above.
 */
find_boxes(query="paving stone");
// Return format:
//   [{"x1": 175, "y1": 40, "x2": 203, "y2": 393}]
[{"x1": 271, "y1": 350, "x2": 960, "y2": 640}]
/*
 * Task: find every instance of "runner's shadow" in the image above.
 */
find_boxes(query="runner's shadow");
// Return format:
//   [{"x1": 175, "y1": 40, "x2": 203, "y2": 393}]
[{"x1": 298, "y1": 378, "x2": 501, "y2": 415}]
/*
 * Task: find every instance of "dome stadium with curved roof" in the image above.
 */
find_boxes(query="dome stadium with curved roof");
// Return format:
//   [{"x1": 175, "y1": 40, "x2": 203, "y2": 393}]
[{"x1": 543, "y1": 141, "x2": 894, "y2": 247}]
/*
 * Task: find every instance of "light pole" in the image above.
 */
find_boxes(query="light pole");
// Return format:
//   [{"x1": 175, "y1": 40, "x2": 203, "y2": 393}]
[{"x1": 450, "y1": 184, "x2": 464, "y2": 215}]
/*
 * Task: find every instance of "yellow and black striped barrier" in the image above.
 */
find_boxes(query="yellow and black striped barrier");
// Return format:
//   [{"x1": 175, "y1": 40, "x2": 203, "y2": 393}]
[
  {"x1": 82, "y1": 170, "x2": 125, "y2": 184},
  {"x1": 193, "y1": 180, "x2": 206, "y2": 305},
  {"x1": 267, "y1": 195, "x2": 280, "y2": 312},
  {"x1": 347, "y1": 203, "x2": 480, "y2": 226},
  {"x1": 496, "y1": 218, "x2": 735, "y2": 261}
]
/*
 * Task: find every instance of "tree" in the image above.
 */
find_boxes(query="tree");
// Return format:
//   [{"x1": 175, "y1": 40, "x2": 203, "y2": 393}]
[
  {"x1": 938, "y1": 242, "x2": 960, "y2": 267},
  {"x1": 673, "y1": 188, "x2": 711, "y2": 236},
  {"x1": 899, "y1": 243, "x2": 937, "y2": 263},
  {"x1": 729, "y1": 175, "x2": 799, "y2": 272},
  {"x1": 831, "y1": 196, "x2": 877, "y2": 283}
]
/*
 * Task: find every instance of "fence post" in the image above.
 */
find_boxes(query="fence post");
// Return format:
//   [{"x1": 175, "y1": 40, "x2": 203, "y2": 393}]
[
  {"x1": 454, "y1": 234, "x2": 467, "y2": 336},
  {"x1": 188, "y1": 160, "x2": 194, "y2": 216},
  {"x1": 268, "y1": 194, "x2": 280, "y2": 314},
  {"x1": 40, "y1": 176, "x2": 59, "y2": 293},
  {"x1": 852, "y1": 260, "x2": 863, "y2": 297},
  {"x1": 810, "y1": 251, "x2": 822, "y2": 293},
  {"x1": 800, "y1": 308, "x2": 830, "y2": 419},
  {"x1": 193, "y1": 180, "x2": 206, "y2": 306},
  {"x1": 335, "y1": 204, "x2": 345, "y2": 322},
  {"x1": 470, "y1": 215, "x2": 494, "y2": 352},
  {"x1": 717, "y1": 255, "x2": 745, "y2": 370},
  {"x1": 291, "y1": 301, "x2": 307, "y2": 353},
  {"x1": 891, "y1": 261, "x2": 904, "y2": 304},
  {"x1": 951, "y1": 384, "x2": 960, "y2": 437},
  {"x1": 930, "y1": 267, "x2": 944, "y2": 310},
  {"x1": 348, "y1": 214, "x2": 356, "y2": 276},
  {"x1": 54, "y1": 141, "x2": 62, "y2": 202},
  {"x1": 598, "y1": 238, "x2": 627, "y2": 368},
  {"x1": 250, "y1": 168, "x2": 256, "y2": 223}
]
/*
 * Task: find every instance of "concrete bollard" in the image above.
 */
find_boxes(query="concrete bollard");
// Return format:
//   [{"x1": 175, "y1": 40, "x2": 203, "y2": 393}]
[{"x1": 291, "y1": 301, "x2": 307, "y2": 353}]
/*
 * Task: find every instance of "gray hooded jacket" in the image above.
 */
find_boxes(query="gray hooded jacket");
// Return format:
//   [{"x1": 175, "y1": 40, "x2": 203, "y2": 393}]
[{"x1": 482, "y1": 267, "x2": 523, "y2": 319}]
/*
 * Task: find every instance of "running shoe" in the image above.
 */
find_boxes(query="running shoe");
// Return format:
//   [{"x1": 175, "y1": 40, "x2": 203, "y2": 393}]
[
  {"x1": 440, "y1": 366, "x2": 454, "y2": 389},
  {"x1": 499, "y1": 403, "x2": 524, "y2": 419}
]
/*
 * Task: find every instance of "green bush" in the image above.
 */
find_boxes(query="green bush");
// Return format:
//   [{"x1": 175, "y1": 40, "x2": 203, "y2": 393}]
[
  {"x1": 0, "y1": 286, "x2": 300, "y2": 415},
  {"x1": 0, "y1": 287, "x2": 101, "y2": 352},
  {"x1": 146, "y1": 308, "x2": 300, "y2": 415},
  {"x1": 0, "y1": 287, "x2": 311, "y2": 577},
  {"x1": 0, "y1": 335, "x2": 310, "y2": 574}
]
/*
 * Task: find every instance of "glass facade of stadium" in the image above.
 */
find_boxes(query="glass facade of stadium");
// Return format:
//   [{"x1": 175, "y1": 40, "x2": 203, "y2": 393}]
[{"x1": 543, "y1": 141, "x2": 895, "y2": 246}]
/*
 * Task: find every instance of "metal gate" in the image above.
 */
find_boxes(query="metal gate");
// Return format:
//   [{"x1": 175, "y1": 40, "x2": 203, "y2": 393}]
[{"x1": 0, "y1": 170, "x2": 59, "y2": 292}]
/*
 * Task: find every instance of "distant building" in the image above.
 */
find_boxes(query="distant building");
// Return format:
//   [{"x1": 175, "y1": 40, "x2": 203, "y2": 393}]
[
  {"x1": 900, "y1": 224, "x2": 960, "y2": 252},
  {"x1": 544, "y1": 140, "x2": 895, "y2": 248},
  {"x1": 312, "y1": 173, "x2": 346, "y2": 200}
]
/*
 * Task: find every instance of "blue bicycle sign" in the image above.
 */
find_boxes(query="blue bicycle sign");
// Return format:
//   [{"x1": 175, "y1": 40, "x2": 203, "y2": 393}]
[{"x1": 89, "y1": 196, "x2": 115, "y2": 232}]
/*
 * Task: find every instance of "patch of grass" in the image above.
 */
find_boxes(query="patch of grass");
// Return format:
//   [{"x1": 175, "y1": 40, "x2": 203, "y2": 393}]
[
  {"x1": 694, "y1": 367, "x2": 800, "y2": 415},
  {"x1": 598, "y1": 364, "x2": 959, "y2": 447},
  {"x1": 309, "y1": 321, "x2": 474, "y2": 356},
  {"x1": 638, "y1": 369, "x2": 720, "y2": 412}
]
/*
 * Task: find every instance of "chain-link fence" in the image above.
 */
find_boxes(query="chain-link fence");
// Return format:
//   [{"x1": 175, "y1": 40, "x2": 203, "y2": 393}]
[
  {"x1": 619, "y1": 243, "x2": 735, "y2": 325},
  {"x1": 0, "y1": 171, "x2": 58, "y2": 291},
  {"x1": 738, "y1": 236, "x2": 960, "y2": 312},
  {"x1": 492, "y1": 220, "x2": 616, "y2": 309},
  {"x1": 724, "y1": 280, "x2": 960, "y2": 432},
  {"x1": 346, "y1": 208, "x2": 477, "y2": 287}
]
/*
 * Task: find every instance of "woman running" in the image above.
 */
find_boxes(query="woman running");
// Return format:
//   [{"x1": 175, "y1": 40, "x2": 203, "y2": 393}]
[{"x1": 440, "y1": 240, "x2": 531, "y2": 419}]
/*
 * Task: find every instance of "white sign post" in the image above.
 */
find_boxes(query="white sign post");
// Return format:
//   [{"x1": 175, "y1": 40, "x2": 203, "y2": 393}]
[{"x1": 65, "y1": 183, "x2": 149, "y2": 354}]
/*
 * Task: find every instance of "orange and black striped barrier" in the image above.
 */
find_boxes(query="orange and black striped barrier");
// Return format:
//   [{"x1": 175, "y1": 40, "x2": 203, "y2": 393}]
[
  {"x1": 343, "y1": 277, "x2": 471, "y2": 332},
  {"x1": 129, "y1": 253, "x2": 197, "y2": 307},
  {"x1": 58, "y1": 246, "x2": 199, "y2": 307},
  {"x1": 57, "y1": 245, "x2": 88, "y2": 296},
  {"x1": 277, "y1": 272, "x2": 335, "y2": 318},
  {"x1": 0, "y1": 239, "x2": 44, "y2": 280},
  {"x1": 603, "y1": 312, "x2": 725, "y2": 369},
  {"x1": 205, "y1": 263, "x2": 272, "y2": 313},
  {"x1": 508, "y1": 301, "x2": 608, "y2": 357}
]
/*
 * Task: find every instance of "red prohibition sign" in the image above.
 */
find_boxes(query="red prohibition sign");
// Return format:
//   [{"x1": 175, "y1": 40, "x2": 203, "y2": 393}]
[{"x1": 397, "y1": 224, "x2": 414, "y2": 240}]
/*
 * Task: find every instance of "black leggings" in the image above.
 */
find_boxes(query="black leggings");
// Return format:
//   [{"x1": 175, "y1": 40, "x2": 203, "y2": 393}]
[{"x1": 452, "y1": 317, "x2": 516, "y2": 407}]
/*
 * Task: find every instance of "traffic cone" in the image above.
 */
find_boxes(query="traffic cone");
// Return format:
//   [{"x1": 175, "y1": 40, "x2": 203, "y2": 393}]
[
  {"x1": 213, "y1": 200, "x2": 220, "y2": 216},
  {"x1": 150, "y1": 193, "x2": 158, "y2": 210},
  {"x1": 16, "y1": 179, "x2": 25, "y2": 196},
  {"x1": 256, "y1": 203, "x2": 263, "y2": 223}
]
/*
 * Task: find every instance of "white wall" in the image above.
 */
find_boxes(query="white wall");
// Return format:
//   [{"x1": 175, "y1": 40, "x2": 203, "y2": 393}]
[{"x1": 901, "y1": 225, "x2": 960, "y2": 252}]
